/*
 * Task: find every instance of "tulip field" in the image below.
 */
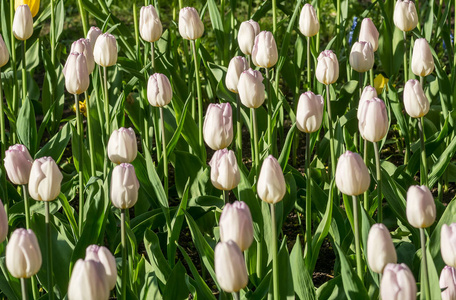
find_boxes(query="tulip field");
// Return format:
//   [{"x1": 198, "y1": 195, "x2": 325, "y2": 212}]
[{"x1": 1, "y1": 0, "x2": 456, "y2": 299}]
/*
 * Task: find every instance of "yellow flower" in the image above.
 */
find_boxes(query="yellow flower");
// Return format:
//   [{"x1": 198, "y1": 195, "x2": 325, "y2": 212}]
[
  {"x1": 374, "y1": 74, "x2": 389, "y2": 95},
  {"x1": 72, "y1": 99, "x2": 87, "y2": 117},
  {"x1": 15, "y1": 0, "x2": 39, "y2": 17}
]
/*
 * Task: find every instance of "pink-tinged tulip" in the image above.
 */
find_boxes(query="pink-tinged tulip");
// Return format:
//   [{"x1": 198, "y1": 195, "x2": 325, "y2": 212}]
[
  {"x1": 63, "y1": 52, "x2": 90, "y2": 95},
  {"x1": 139, "y1": 5, "x2": 163, "y2": 43},
  {"x1": 107, "y1": 127, "x2": 137, "y2": 164},
  {"x1": 257, "y1": 155, "x2": 286, "y2": 204},
  {"x1": 403, "y1": 79, "x2": 429, "y2": 118},
  {"x1": 6, "y1": 228, "x2": 42, "y2": 278},
  {"x1": 357, "y1": 85, "x2": 378, "y2": 119},
  {"x1": 393, "y1": 0, "x2": 418, "y2": 32},
  {"x1": 440, "y1": 266, "x2": 456, "y2": 300},
  {"x1": 237, "y1": 68, "x2": 265, "y2": 109},
  {"x1": 4, "y1": 144, "x2": 33, "y2": 185},
  {"x1": 349, "y1": 41, "x2": 374, "y2": 73},
  {"x1": 411, "y1": 38, "x2": 434, "y2": 77},
  {"x1": 219, "y1": 201, "x2": 253, "y2": 251},
  {"x1": 299, "y1": 4, "x2": 319, "y2": 37},
  {"x1": 203, "y1": 103, "x2": 233, "y2": 150},
  {"x1": 214, "y1": 241, "x2": 249, "y2": 293},
  {"x1": 86, "y1": 27, "x2": 102, "y2": 51},
  {"x1": 441, "y1": 224, "x2": 456, "y2": 268},
  {"x1": 67, "y1": 259, "x2": 110, "y2": 300},
  {"x1": 110, "y1": 163, "x2": 140, "y2": 209},
  {"x1": 209, "y1": 149, "x2": 240, "y2": 191},
  {"x1": 359, "y1": 18, "x2": 379, "y2": 52},
  {"x1": 316, "y1": 50, "x2": 339, "y2": 85},
  {"x1": 252, "y1": 31, "x2": 278, "y2": 68},
  {"x1": 147, "y1": 73, "x2": 172, "y2": 107},
  {"x1": 71, "y1": 38, "x2": 95, "y2": 74},
  {"x1": 226, "y1": 56, "x2": 248, "y2": 93},
  {"x1": 12, "y1": 5, "x2": 33, "y2": 41},
  {"x1": 358, "y1": 97, "x2": 389, "y2": 143},
  {"x1": 178, "y1": 7, "x2": 204, "y2": 40},
  {"x1": 238, "y1": 20, "x2": 260, "y2": 56},
  {"x1": 296, "y1": 91, "x2": 324, "y2": 133},
  {"x1": 367, "y1": 224, "x2": 397, "y2": 274},
  {"x1": 0, "y1": 34, "x2": 9, "y2": 68},
  {"x1": 406, "y1": 185, "x2": 436, "y2": 228},
  {"x1": 381, "y1": 263, "x2": 417, "y2": 300},
  {"x1": 335, "y1": 151, "x2": 370, "y2": 196},
  {"x1": 0, "y1": 200, "x2": 7, "y2": 243},
  {"x1": 93, "y1": 33, "x2": 117, "y2": 67},
  {"x1": 85, "y1": 245, "x2": 117, "y2": 290},
  {"x1": 28, "y1": 157, "x2": 63, "y2": 201}
]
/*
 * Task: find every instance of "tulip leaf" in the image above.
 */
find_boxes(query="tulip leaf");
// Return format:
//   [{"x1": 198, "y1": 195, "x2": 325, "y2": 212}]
[
  {"x1": 35, "y1": 122, "x2": 71, "y2": 163},
  {"x1": 290, "y1": 236, "x2": 316, "y2": 300},
  {"x1": 428, "y1": 135, "x2": 456, "y2": 188},
  {"x1": 16, "y1": 97, "x2": 37, "y2": 156},
  {"x1": 278, "y1": 124, "x2": 296, "y2": 171},
  {"x1": 274, "y1": 237, "x2": 295, "y2": 299},
  {"x1": 0, "y1": 258, "x2": 20, "y2": 300},
  {"x1": 144, "y1": 229, "x2": 172, "y2": 286},
  {"x1": 163, "y1": 261, "x2": 189, "y2": 299},
  {"x1": 316, "y1": 276, "x2": 346, "y2": 300}
]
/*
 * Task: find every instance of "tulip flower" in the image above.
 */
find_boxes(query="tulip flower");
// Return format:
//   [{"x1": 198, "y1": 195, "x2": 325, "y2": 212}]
[
  {"x1": 85, "y1": 245, "x2": 117, "y2": 290},
  {"x1": 214, "y1": 241, "x2": 249, "y2": 293},
  {"x1": 71, "y1": 38, "x2": 95, "y2": 74},
  {"x1": 358, "y1": 97, "x2": 388, "y2": 143},
  {"x1": 316, "y1": 50, "x2": 339, "y2": 85},
  {"x1": 86, "y1": 26, "x2": 102, "y2": 51},
  {"x1": 110, "y1": 163, "x2": 140, "y2": 209},
  {"x1": 393, "y1": 0, "x2": 418, "y2": 32},
  {"x1": 374, "y1": 74, "x2": 389, "y2": 95},
  {"x1": 357, "y1": 85, "x2": 377, "y2": 119},
  {"x1": 219, "y1": 201, "x2": 253, "y2": 251},
  {"x1": 335, "y1": 151, "x2": 370, "y2": 196},
  {"x1": 381, "y1": 263, "x2": 417, "y2": 300},
  {"x1": 251, "y1": 31, "x2": 278, "y2": 69},
  {"x1": 209, "y1": 149, "x2": 240, "y2": 191},
  {"x1": 441, "y1": 224, "x2": 456, "y2": 268},
  {"x1": 440, "y1": 266, "x2": 456, "y2": 300},
  {"x1": 12, "y1": 5, "x2": 33, "y2": 41},
  {"x1": 411, "y1": 38, "x2": 434, "y2": 77},
  {"x1": 4, "y1": 144, "x2": 33, "y2": 185},
  {"x1": 403, "y1": 79, "x2": 429, "y2": 118},
  {"x1": 349, "y1": 41, "x2": 374, "y2": 73},
  {"x1": 178, "y1": 7, "x2": 204, "y2": 40},
  {"x1": 139, "y1": 5, "x2": 163, "y2": 43},
  {"x1": 15, "y1": 0, "x2": 39, "y2": 17},
  {"x1": 67, "y1": 259, "x2": 110, "y2": 300},
  {"x1": 296, "y1": 91, "x2": 324, "y2": 133},
  {"x1": 203, "y1": 103, "x2": 233, "y2": 150},
  {"x1": 63, "y1": 52, "x2": 90, "y2": 95},
  {"x1": 367, "y1": 224, "x2": 397, "y2": 273},
  {"x1": 28, "y1": 157, "x2": 63, "y2": 202},
  {"x1": 6, "y1": 228, "x2": 42, "y2": 278},
  {"x1": 0, "y1": 34, "x2": 9, "y2": 68},
  {"x1": 237, "y1": 68, "x2": 265, "y2": 109},
  {"x1": 406, "y1": 185, "x2": 436, "y2": 228},
  {"x1": 0, "y1": 200, "x2": 7, "y2": 243},
  {"x1": 298, "y1": 4, "x2": 319, "y2": 37},
  {"x1": 257, "y1": 155, "x2": 286, "y2": 204},
  {"x1": 107, "y1": 127, "x2": 138, "y2": 164},
  {"x1": 359, "y1": 18, "x2": 379, "y2": 52},
  {"x1": 147, "y1": 73, "x2": 172, "y2": 107},
  {"x1": 238, "y1": 20, "x2": 260, "y2": 56},
  {"x1": 226, "y1": 56, "x2": 248, "y2": 93},
  {"x1": 93, "y1": 33, "x2": 118, "y2": 67}
]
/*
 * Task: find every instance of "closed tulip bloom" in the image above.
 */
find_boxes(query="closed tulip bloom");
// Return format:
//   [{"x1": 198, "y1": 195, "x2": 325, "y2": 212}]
[
  {"x1": 316, "y1": 50, "x2": 339, "y2": 85},
  {"x1": 4, "y1": 144, "x2": 33, "y2": 185},
  {"x1": 406, "y1": 185, "x2": 436, "y2": 228},
  {"x1": 63, "y1": 52, "x2": 90, "y2": 95},
  {"x1": 68, "y1": 259, "x2": 110, "y2": 300},
  {"x1": 6, "y1": 228, "x2": 42, "y2": 278},
  {"x1": 71, "y1": 38, "x2": 95, "y2": 74},
  {"x1": 179, "y1": 7, "x2": 204, "y2": 40},
  {"x1": 367, "y1": 224, "x2": 397, "y2": 274},
  {"x1": 0, "y1": 200, "x2": 7, "y2": 243},
  {"x1": 442, "y1": 224, "x2": 456, "y2": 268},
  {"x1": 107, "y1": 127, "x2": 137, "y2": 164},
  {"x1": 257, "y1": 155, "x2": 286, "y2": 204},
  {"x1": 357, "y1": 85, "x2": 378, "y2": 119},
  {"x1": 147, "y1": 73, "x2": 172, "y2": 107},
  {"x1": 299, "y1": 3, "x2": 319, "y2": 37},
  {"x1": 358, "y1": 97, "x2": 389, "y2": 142},
  {"x1": 296, "y1": 91, "x2": 324, "y2": 133},
  {"x1": 28, "y1": 157, "x2": 63, "y2": 202},
  {"x1": 381, "y1": 263, "x2": 417, "y2": 300},
  {"x1": 335, "y1": 151, "x2": 370, "y2": 196},
  {"x1": 12, "y1": 5, "x2": 33, "y2": 41},
  {"x1": 203, "y1": 103, "x2": 233, "y2": 150},
  {"x1": 86, "y1": 27, "x2": 102, "y2": 51},
  {"x1": 252, "y1": 31, "x2": 278, "y2": 68},
  {"x1": 238, "y1": 68, "x2": 265, "y2": 108},
  {"x1": 15, "y1": 0, "x2": 39, "y2": 17},
  {"x1": 140, "y1": 5, "x2": 162, "y2": 43},
  {"x1": 93, "y1": 33, "x2": 117, "y2": 67},
  {"x1": 403, "y1": 79, "x2": 429, "y2": 118},
  {"x1": 0, "y1": 34, "x2": 9, "y2": 68},
  {"x1": 393, "y1": 0, "x2": 418, "y2": 32},
  {"x1": 349, "y1": 41, "x2": 374, "y2": 73},
  {"x1": 110, "y1": 163, "x2": 140, "y2": 209},
  {"x1": 215, "y1": 241, "x2": 249, "y2": 293},
  {"x1": 226, "y1": 56, "x2": 248, "y2": 93},
  {"x1": 238, "y1": 20, "x2": 260, "y2": 55},
  {"x1": 359, "y1": 18, "x2": 379, "y2": 52},
  {"x1": 209, "y1": 149, "x2": 240, "y2": 191},
  {"x1": 219, "y1": 201, "x2": 253, "y2": 251},
  {"x1": 411, "y1": 38, "x2": 434, "y2": 77},
  {"x1": 85, "y1": 245, "x2": 117, "y2": 290},
  {"x1": 440, "y1": 266, "x2": 456, "y2": 300}
]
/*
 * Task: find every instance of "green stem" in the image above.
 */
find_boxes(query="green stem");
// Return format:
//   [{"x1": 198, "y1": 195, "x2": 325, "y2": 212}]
[
  {"x1": 191, "y1": 40, "x2": 203, "y2": 153},
  {"x1": 21, "y1": 40, "x2": 26, "y2": 104},
  {"x1": 359, "y1": 72, "x2": 363, "y2": 101},
  {"x1": 160, "y1": 107, "x2": 168, "y2": 199},
  {"x1": 102, "y1": 67, "x2": 110, "y2": 177},
  {"x1": 121, "y1": 209, "x2": 127, "y2": 300},
  {"x1": 373, "y1": 142, "x2": 382, "y2": 223},
  {"x1": 152, "y1": 43, "x2": 161, "y2": 163},
  {"x1": 20, "y1": 278, "x2": 28, "y2": 300},
  {"x1": 85, "y1": 91, "x2": 95, "y2": 177},
  {"x1": 363, "y1": 139, "x2": 369, "y2": 212},
  {"x1": 352, "y1": 195, "x2": 363, "y2": 282},
  {"x1": 272, "y1": 0, "x2": 277, "y2": 35},
  {"x1": 270, "y1": 203, "x2": 279, "y2": 300},
  {"x1": 232, "y1": 291, "x2": 240, "y2": 300},
  {"x1": 0, "y1": 71, "x2": 7, "y2": 209},
  {"x1": 223, "y1": 190, "x2": 229, "y2": 205},
  {"x1": 252, "y1": 108, "x2": 259, "y2": 174},
  {"x1": 236, "y1": 93, "x2": 243, "y2": 166},
  {"x1": 369, "y1": 69, "x2": 374, "y2": 87},
  {"x1": 305, "y1": 133, "x2": 312, "y2": 265},
  {"x1": 151, "y1": 42, "x2": 155, "y2": 71},
  {"x1": 325, "y1": 84, "x2": 336, "y2": 176},
  {"x1": 265, "y1": 68, "x2": 272, "y2": 154},
  {"x1": 307, "y1": 36, "x2": 311, "y2": 90},
  {"x1": 336, "y1": 0, "x2": 340, "y2": 34},
  {"x1": 10, "y1": 0, "x2": 18, "y2": 143},
  {"x1": 45, "y1": 202, "x2": 54, "y2": 300},
  {"x1": 420, "y1": 228, "x2": 430, "y2": 300},
  {"x1": 418, "y1": 117, "x2": 428, "y2": 187},
  {"x1": 77, "y1": 0, "x2": 88, "y2": 35},
  {"x1": 22, "y1": 185, "x2": 30, "y2": 229},
  {"x1": 75, "y1": 94, "x2": 84, "y2": 237},
  {"x1": 133, "y1": 3, "x2": 140, "y2": 61},
  {"x1": 50, "y1": 0, "x2": 55, "y2": 65},
  {"x1": 403, "y1": 32, "x2": 408, "y2": 82}
]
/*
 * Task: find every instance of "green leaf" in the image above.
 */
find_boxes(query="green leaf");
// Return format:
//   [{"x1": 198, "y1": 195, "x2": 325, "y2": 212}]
[
  {"x1": 17, "y1": 97, "x2": 37, "y2": 155},
  {"x1": 162, "y1": 261, "x2": 189, "y2": 299},
  {"x1": 290, "y1": 236, "x2": 316, "y2": 300},
  {"x1": 144, "y1": 229, "x2": 172, "y2": 285},
  {"x1": 35, "y1": 122, "x2": 71, "y2": 163}
]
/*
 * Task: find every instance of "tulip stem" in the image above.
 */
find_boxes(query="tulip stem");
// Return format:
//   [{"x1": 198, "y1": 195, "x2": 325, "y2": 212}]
[
  {"x1": 0, "y1": 72, "x2": 8, "y2": 211},
  {"x1": 272, "y1": 0, "x2": 277, "y2": 35},
  {"x1": 420, "y1": 228, "x2": 431, "y2": 300},
  {"x1": 403, "y1": 32, "x2": 407, "y2": 82},
  {"x1": 151, "y1": 42, "x2": 155, "y2": 71},
  {"x1": 102, "y1": 66, "x2": 110, "y2": 177},
  {"x1": 10, "y1": 0, "x2": 18, "y2": 143},
  {"x1": 359, "y1": 72, "x2": 363, "y2": 100},
  {"x1": 74, "y1": 94, "x2": 84, "y2": 236},
  {"x1": 307, "y1": 37, "x2": 311, "y2": 90},
  {"x1": 270, "y1": 203, "x2": 279, "y2": 300},
  {"x1": 418, "y1": 117, "x2": 428, "y2": 187},
  {"x1": 305, "y1": 132, "x2": 312, "y2": 265},
  {"x1": 160, "y1": 107, "x2": 168, "y2": 199},
  {"x1": 265, "y1": 68, "x2": 272, "y2": 155},
  {"x1": 21, "y1": 40, "x2": 27, "y2": 105},
  {"x1": 223, "y1": 190, "x2": 229, "y2": 205},
  {"x1": 232, "y1": 291, "x2": 240, "y2": 300},
  {"x1": 251, "y1": 108, "x2": 259, "y2": 174},
  {"x1": 151, "y1": 42, "x2": 161, "y2": 163},
  {"x1": 50, "y1": 0, "x2": 55, "y2": 66},
  {"x1": 352, "y1": 195, "x2": 363, "y2": 283},
  {"x1": 121, "y1": 209, "x2": 127, "y2": 300},
  {"x1": 22, "y1": 185, "x2": 30, "y2": 229},
  {"x1": 325, "y1": 84, "x2": 336, "y2": 176},
  {"x1": 236, "y1": 94, "x2": 243, "y2": 166},
  {"x1": 191, "y1": 40, "x2": 204, "y2": 154},
  {"x1": 20, "y1": 278, "x2": 28, "y2": 300},
  {"x1": 77, "y1": 0, "x2": 88, "y2": 36},
  {"x1": 85, "y1": 91, "x2": 96, "y2": 177},
  {"x1": 45, "y1": 202, "x2": 54, "y2": 300},
  {"x1": 363, "y1": 140, "x2": 369, "y2": 213},
  {"x1": 369, "y1": 69, "x2": 374, "y2": 87},
  {"x1": 373, "y1": 142, "x2": 382, "y2": 223}
]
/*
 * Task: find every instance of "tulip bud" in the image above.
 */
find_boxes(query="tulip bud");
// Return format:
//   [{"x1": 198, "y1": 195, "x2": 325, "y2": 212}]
[
  {"x1": 6, "y1": 228, "x2": 42, "y2": 278},
  {"x1": 178, "y1": 7, "x2": 204, "y2": 40},
  {"x1": 139, "y1": 5, "x2": 162, "y2": 43},
  {"x1": 238, "y1": 68, "x2": 265, "y2": 109},
  {"x1": 298, "y1": 3, "x2": 319, "y2": 37},
  {"x1": 0, "y1": 200, "x2": 7, "y2": 243},
  {"x1": 252, "y1": 31, "x2": 278, "y2": 68},
  {"x1": 403, "y1": 79, "x2": 429, "y2": 118},
  {"x1": 85, "y1": 245, "x2": 117, "y2": 290},
  {"x1": 68, "y1": 259, "x2": 110, "y2": 300},
  {"x1": 0, "y1": 34, "x2": 9, "y2": 68},
  {"x1": 393, "y1": 0, "x2": 418, "y2": 32},
  {"x1": 12, "y1": 5, "x2": 33, "y2": 41},
  {"x1": 209, "y1": 149, "x2": 240, "y2": 191},
  {"x1": 335, "y1": 151, "x2": 370, "y2": 196},
  {"x1": 15, "y1": 0, "x2": 39, "y2": 17},
  {"x1": 359, "y1": 18, "x2": 379, "y2": 52},
  {"x1": 238, "y1": 20, "x2": 260, "y2": 56},
  {"x1": 367, "y1": 224, "x2": 397, "y2": 274},
  {"x1": 214, "y1": 241, "x2": 249, "y2": 293},
  {"x1": 406, "y1": 185, "x2": 436, "y2": 228},
  {"x1": 374, "y1": 74, "x2": 389, "y2": 95},
  {"x1": 349, "y1": 41, "x2": 374, "y2": 73},
  {"x1": 71, "y1": 38, "x2": 95, "y2": 74},
  {"x1": 63, "y1": 52, "x2": 90, "y2": 95},
  {"x1": 381, "y1": 263, "x2": 416, "y2": 300},
  {"x1": 28, "y1": 157, "x2": 63, "y2": 201},
  {"x1": 316, "y1": 50, "x2": 339, "y2": 85},
  {"x1": 357, "y1": 85, "x2": 378, "y2": 119},
  {"x1": 219, "y1": 201, "x2": 253, "y2": 251},
  {"x1": 440, "y1": 266, "x2": 456, "y2": 300},
  {"x1": 107, "y1": 127, "x2": 137, "y2": 164},
  {"x1": 411, "y1": 38, "x2": 434, "y2": 77},
  {"x1": 203, "y1": 103, "x2": 233, "y2": 150},
  {"x1": 86, "y1": 27, "x2": 102, "y2": 51},
  {"x1": 226, "y1": 56, "x2": 248, "y2": 93},
  {"x1": 442, "y1": 224, "x2": 456, "y2": 268},
  {"x1": 296, "y1": 91, "x2": 324, "y2": 133},
  {"x1": 110, "y1": 163, "x2": 140, "y2": 209},
  {"x1": 147, "y1": 73, "x2": 172, "y2": 107},
  {"x1": 358, "y1": 97, "x2": 389, "y2": 143},
  {"x1": 257, "y1": 155, "x2": 286, "y2": 204},
  {"x1": 4, "y1": 144, "x2": 33, "y2": 185},
  {"x1": 93, "y1": 33, "x2": 118, "y2": 67}
]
